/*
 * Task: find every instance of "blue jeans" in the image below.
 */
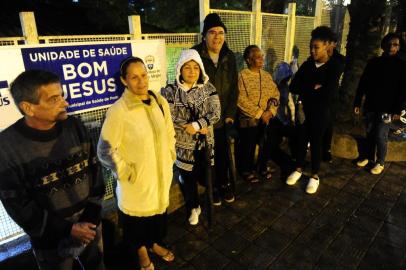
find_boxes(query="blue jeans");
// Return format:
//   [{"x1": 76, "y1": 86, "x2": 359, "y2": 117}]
[{"x1": 363, "y1": 112, "x2": 390, "y2": 165}]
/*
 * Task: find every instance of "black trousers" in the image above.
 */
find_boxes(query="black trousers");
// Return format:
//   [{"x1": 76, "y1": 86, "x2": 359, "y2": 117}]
[
  {"x1": 178, "y1": 167, "x2": 200, "y2": 216},
  {"x1": 120, "y1": 211, "x2": 167, "y2": 251},
  {"x1": 267, "y1": 118, "x2": 295, "y2": 173},
  {"x1": 237, "y1": 126, "x2": 259, "y2": 174},
  {"x1": 322, "y1": 109, "x2": 334, "y2": 156},
  {"x1": 214, "y1": 127, "x2": 231, "y2": 190},
  {"x1": 295, "y1": 113, "x2": 329, "y2": 175}
]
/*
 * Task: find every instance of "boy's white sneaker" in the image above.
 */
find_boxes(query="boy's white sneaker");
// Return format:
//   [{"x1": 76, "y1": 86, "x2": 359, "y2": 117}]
[
  {"x1": 357, "y1": 159, "x2": 369, "y2": 167},
  {"x1": 286, "y1": 171, "x2": 302, "y2": 185},
  {"x1": 371, "y1": 164, "x2": 384, "y2": 175},
  {"x1": 188, "y1": 206, "x2": 201, "y2": 225},
  {"x1": 306, "y1": 177, "x2": 320, "y2": 194}
]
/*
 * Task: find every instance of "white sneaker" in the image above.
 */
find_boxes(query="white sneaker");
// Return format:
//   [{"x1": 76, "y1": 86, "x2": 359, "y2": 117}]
[
  {"x1": 188, "y1": 206, "x2": 201, "y2": 225},
  {"x1": 357, "y1": 159, "x2": 369, "y2": 167},
  {"x1": 286, "y1": 171, "x2": 302, "y2": 185},
  {"x1": 371, "y1": 164, "x2": 384, "y2": 175},
  {"x1": 306, "y1": 177, "x2": 320, "y2": 194}
]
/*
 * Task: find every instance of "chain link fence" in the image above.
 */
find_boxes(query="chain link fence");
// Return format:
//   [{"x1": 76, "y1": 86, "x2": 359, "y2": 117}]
[{"x1": 262, "y1": 13, "x2": 288, "y2": 73}]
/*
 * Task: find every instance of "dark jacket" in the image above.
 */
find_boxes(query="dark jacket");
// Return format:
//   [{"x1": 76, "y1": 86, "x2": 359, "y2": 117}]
[
  {"x1": 354, "y1": 55, "x2": 406, "y2": 114},
  {"x1": 290, "y1": 57, "x2": 343, "y2": 117},
  {"x1": 192, "y1": 42, "x2": 238, "y2": 128},
  {"x1": 0, "y1": 117, "x2": 105, "y2": 249},
  {"x1": 332, "y1": 49, "x2": 346, "y2": 70}
]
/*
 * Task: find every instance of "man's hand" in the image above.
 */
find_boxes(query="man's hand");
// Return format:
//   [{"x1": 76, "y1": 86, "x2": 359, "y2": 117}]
[
  {"x1": 183, "y1": 124, "x2": 197, "y2": 135},
  {"x1": 225, "y1": 117, "x2": 234, "y2": 124},
  {"x1": 71, "y1": 222, "x2": 96, "y2": 245},
  {"x1": 314, "y1": 84, "x2": 322, "y2": 90},
  {"x1": 261, "y1": 111, "x2": 273, "y2": 125},
  {"x1": 354, "y1": 107, "x2": 360, "y2": 115}
]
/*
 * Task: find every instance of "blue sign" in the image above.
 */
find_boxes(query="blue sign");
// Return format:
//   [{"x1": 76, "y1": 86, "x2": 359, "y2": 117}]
[
  {"x1": 0, "y1": 81, "x2": 8, "y2": 89},
  {"x1": 21, "y1": 43, "x2": 132, "y2": 112}
]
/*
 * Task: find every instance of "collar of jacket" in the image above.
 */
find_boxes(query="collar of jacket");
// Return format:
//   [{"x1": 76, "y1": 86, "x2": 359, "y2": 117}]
[
  {"x1": 122, "y1": 88, "x2": 156, "y2": 110},
  {"x1": 196, "y1": 42, "x2": 231, "y2": 65}
]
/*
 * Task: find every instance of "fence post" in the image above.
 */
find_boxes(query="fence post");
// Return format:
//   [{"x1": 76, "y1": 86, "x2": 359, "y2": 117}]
[
  {"x1": 199, "y1": 0, "x2": 210, "y2": 34},
  {"x1": 128, "y1": 15, "x2": 142, "y2": 40},
  {"x1": 284, "y1": 3, "x2": 296, "y2": 62},
  {"x1": 252, "y1": 0, "x2": 262, "y2": 47},
  {"x1": 340, "y1": 8, "x2": 350, "y2": 55},
  {"x1": 314, "y1": 0, "x2": 323, "y2": 27},
  {"x1": 19, "y1": 12, "x2": 38, "y2": 44}
]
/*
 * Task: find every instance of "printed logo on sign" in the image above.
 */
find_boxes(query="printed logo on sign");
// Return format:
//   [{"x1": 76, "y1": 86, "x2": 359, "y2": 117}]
[
  {"x1": 0, "y1": 81, "x2": 11, "y2": 107},
  {"x1": 145, "y1": 55, "x2": 155, "y2": 70}
]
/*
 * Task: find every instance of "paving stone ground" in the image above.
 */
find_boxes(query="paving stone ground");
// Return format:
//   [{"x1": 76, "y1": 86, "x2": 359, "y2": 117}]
[
  {"x1": 106, "y1": 158, "x2": 406, "y2": 270},
  {"x1": 1, "y1": 158, "x2": 406, "y2": 270}
]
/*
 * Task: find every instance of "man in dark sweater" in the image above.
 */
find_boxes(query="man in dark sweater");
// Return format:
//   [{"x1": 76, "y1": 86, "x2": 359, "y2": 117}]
[
  {"x1": 354, "y1": 33, "x2": 406, "y2": 174},
  {"x1": 0, "y1": 70, "x2": 105, "y2": 269},
  {"x1": 192, "y1": 13, "x2": 238, "y2": 205}
]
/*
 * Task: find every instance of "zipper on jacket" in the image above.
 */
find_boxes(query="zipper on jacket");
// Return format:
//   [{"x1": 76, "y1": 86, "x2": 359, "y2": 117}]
[{"x1": 144, "y1": 101, "x2": 164, "y2": 206}]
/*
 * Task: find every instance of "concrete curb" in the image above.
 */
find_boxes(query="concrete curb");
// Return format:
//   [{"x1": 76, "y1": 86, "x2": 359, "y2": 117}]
[{"x1": 331, "y1": 133, "x2": 406, "y2": 161}]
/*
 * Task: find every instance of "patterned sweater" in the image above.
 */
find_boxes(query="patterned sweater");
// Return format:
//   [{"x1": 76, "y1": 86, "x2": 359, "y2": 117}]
[
  {"x1": 237, "y1": 68, "x2": 280, "y2": 119},
  {"x1": 161, "y1": 83, "x2": 221, "y2": 171},
  {"x1": 0, "y1": 117, "x2": 105, "y2": 249}
]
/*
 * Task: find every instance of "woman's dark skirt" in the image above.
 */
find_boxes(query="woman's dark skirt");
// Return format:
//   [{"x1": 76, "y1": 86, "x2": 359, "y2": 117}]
[{"x1": 119, "y1": 210, "x2": 168, "y2": 250}]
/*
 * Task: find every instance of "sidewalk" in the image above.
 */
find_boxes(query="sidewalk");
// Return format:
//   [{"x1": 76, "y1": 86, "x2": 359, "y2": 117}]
[
  {"x1": 1, "y1": 158, "x2": 405, "y2": 269},
  {"x1": 106, "y1": 158, "x2": 406, "y2": 269}
]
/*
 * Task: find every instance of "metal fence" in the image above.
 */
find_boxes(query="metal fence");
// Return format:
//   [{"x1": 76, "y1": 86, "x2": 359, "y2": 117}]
[
  {"x1": 295, "y1": 16, "x2": 315, "y2": 65},
  {"x1": 262, "y1": 13, "x2": 288, "y2": 73}
]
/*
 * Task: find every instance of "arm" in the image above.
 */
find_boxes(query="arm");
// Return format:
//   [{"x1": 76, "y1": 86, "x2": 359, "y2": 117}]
[
  {"x1": 354, "y1": 61, "x2": 372, "y2": 109},
  {"x1": 225, "y1": 53, "x2": 239, "y2": 121},
  {"x1": 97, "y1": 106, "x2": 133, "y2": 182},
  {"x1": 287, "y1": 93, "x2": 296, "y2": 122},
  {"x1": 73, "y1": 119, "x2": 105, "y2": 226},
  {"x1": 160, "y1": 96, "x2": 177, "y2": 163},
  {"x1": 289, "y1": 63, "x2": 306, "y2": 95},
  {"x1": 393, "y1": 61, "x2": 406, "y2": 114},
  {"x1": 161, "y1": 85, "x2": 188, "y2": 127},
  {"x1": 0, "y1": 164, "x2": 73, "y2": 244},
  {"x1": 267, "y1": 77, "x2": 280, "y2": 117},
  {"x1": 195, "y1": 83, "x2": 221, "y2": 129}
]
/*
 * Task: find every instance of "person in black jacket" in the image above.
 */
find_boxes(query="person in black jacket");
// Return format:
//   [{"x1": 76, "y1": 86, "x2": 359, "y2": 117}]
[
  {"x1": 354, "y1": 33, "x2": 406, "y2": 174},
  {"x1": 0, "y1": 70, "x2": 105, "y2": 270},
  {"x1": 314, "y1": 27, "x2": 346, "y2": 162},
  {"x1": 286, "y1": 29, "x2": 343, "y2": 194},
  {"x1": 192, "y1": 13, "x2": 238, "y2": 205}
]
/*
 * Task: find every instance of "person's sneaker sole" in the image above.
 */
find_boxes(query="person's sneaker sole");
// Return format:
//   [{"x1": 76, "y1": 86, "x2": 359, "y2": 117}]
[
  {"x1": 212, "y1": 201, "x2": 222, "y2": 206},
  {"x1": 224, "y1": 196, "x2": 235, "y2": 203}
]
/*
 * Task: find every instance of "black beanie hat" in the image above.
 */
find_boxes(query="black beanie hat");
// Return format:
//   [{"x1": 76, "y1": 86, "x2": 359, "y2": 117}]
[{"x1": 202, "y1": 13, "x2": 227, "y2": 36}]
